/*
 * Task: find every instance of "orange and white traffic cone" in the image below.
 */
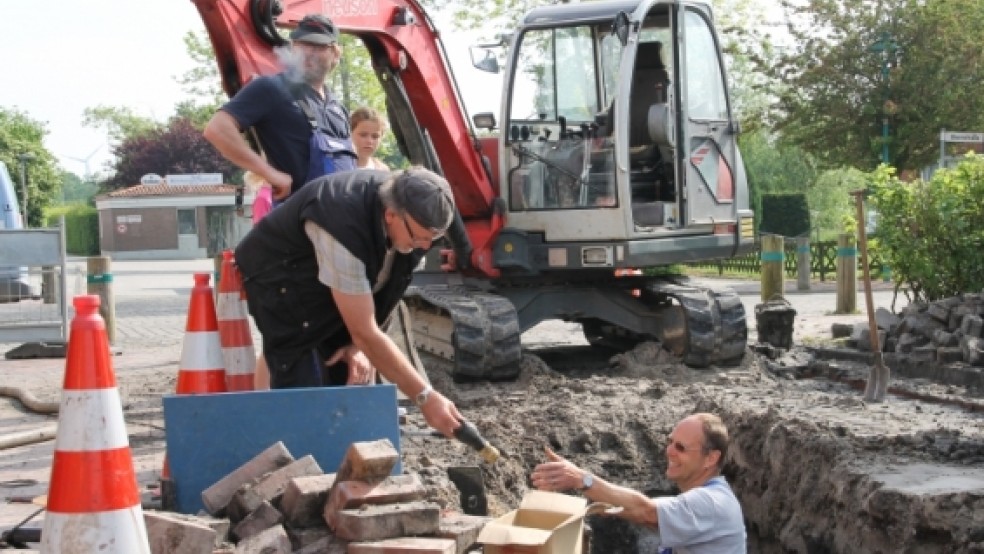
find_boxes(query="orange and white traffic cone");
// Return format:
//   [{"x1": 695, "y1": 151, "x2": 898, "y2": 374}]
[
  {"x1": 217, "y1": 250, "x2": 255, "y2": 391},
  {"x1": 161, "y1": 274, "x2": 229, "y2": 508},
  {"x1": 41, "y1": 295, "x2": 151, "y2": 553},
  {"x1": 177, "y1": 273, "x2": 227, "y2": 394}
]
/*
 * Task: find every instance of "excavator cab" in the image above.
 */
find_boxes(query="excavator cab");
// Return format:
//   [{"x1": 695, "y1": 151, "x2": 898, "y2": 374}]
[{"x1": 488, "y1": 0, "x2": 753, "y2": 264}]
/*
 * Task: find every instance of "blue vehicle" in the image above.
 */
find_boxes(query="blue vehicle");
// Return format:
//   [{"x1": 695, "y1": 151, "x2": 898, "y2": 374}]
[{"x1": 0, "y1": 161, "x2": 31, "y2": 301}]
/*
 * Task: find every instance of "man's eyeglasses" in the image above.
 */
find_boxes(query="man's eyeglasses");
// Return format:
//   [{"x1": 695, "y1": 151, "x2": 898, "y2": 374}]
[
  {"x1": 670, "y1": 440, "x2": 707, "y2": 454},
  {"x1": 402, "y1": 215, "x2": 443, "y2": 248}
]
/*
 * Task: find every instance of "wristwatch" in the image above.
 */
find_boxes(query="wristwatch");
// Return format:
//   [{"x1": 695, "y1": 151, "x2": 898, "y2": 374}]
[
  {"x1": 415, "y1": 385, "x2": 433, "y2": 407},
  {"x1": 579, "y1": 473, "x2": 594, "y2": 491}
]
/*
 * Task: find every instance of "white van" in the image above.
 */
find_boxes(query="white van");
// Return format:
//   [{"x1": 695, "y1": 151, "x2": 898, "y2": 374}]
[{"x1": 0, "y1": 161, "x2": 32, "y2": 301}]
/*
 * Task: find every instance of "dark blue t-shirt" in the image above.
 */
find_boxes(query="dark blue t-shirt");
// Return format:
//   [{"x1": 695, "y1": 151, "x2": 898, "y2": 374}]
[{"x1": 221, "y1": 73, "x2": 352, "y2": 195}]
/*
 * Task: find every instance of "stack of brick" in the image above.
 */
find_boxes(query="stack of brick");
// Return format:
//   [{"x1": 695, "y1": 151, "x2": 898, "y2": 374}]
[
  {"x1": 145, "y1": 439, "x2": 489, "y2": 553},
  {"x1": 843, "y1": 295, "x2": 984, "y2": 365}
]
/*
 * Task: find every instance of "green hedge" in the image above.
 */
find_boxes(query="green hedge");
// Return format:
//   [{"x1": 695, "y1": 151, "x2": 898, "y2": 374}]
[
  {"x1": 45, "y1": 204, "x2": 100, "y2": 255},
  {"x1": 759, "y1": 193, "x2": 810, "y2": 237}
]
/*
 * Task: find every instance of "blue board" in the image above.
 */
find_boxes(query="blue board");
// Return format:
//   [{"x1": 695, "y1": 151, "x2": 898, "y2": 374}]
[{"x1": 162, "y1": 385, "x2": 402, "y2": 514}]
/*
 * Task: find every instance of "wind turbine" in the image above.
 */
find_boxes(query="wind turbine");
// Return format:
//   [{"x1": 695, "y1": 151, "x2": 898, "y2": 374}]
[{"x1": 66, "y1": 145, "x2": 103, "y2": 180}]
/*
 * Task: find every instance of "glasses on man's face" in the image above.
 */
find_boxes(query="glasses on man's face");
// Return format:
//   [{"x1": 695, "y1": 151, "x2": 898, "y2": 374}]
[
  {"x1": 402, "y1": 215, "x2": 443, "y2": 248},
  {"x1": 669, "y1": 440, "x2": 707, "y2": 454}
]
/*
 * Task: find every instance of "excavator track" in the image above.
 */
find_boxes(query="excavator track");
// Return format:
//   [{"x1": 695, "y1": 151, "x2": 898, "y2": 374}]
[
  {"x1": 405, "y1": 285, "x2": 522, "y2": 382},
  {"x1": 653, "y1": 282, "x2": 748, "y2": 367},
  {"x1": 582, "y1": 280, "x2": 747, "y2": 368}
]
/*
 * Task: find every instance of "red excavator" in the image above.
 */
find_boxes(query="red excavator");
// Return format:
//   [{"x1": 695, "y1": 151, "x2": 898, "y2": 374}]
[{"x1": 193, "y1": 0, "x2": 755, "y2": 380}]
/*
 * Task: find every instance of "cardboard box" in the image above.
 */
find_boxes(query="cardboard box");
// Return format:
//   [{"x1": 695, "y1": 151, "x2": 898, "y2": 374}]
[{"x1": 476, "y1": 491, "x2": 594, "y2": 554}]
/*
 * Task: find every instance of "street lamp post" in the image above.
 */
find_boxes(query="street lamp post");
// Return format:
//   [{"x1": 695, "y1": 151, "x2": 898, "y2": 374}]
[
  {"x1": 17, "y1": 153, "x2": 35, "y2": 227},
  {"x1": 869, "y1": 31, "x2": 898, "y2": 165}
]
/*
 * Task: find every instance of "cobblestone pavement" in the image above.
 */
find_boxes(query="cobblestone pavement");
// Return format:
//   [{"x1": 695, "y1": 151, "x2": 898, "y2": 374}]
[{"x1": 0, "y1": 260, "x2": 905, "y2": 533}]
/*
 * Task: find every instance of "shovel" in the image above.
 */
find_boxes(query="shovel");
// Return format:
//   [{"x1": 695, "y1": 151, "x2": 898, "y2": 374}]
[{"x1": 853, "y1": 189, "x2": 889, "y2": 401}]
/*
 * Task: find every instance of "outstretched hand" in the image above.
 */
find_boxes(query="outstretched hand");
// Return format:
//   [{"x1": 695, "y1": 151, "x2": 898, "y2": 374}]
[{"x1": 531, "y1": 446, "x2": 583, "y2": 492}]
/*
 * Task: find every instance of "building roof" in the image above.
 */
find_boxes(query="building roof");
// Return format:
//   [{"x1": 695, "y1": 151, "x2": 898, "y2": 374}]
[{"x1": 101, "y1": 183, "x2": 237, "y2": 198}]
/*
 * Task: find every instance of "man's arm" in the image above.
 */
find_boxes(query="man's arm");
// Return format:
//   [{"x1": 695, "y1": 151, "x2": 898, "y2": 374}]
[
  {"x1": 203, "y1": 111, "x2": 292, "y2": 199},
  {"x1": 531, "y1": 447, "x2": 658, "y2": 527},
  {"x1": 331, "y1": 289, "x2": 463, "y2": 437}
]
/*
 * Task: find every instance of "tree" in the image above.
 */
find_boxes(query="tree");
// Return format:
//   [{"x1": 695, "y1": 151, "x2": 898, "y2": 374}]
[
  {"x1": 59, "y1": 170, "x2": 100, "y2": 205},
  {"x1": 750, "y1": 0, "x2": 984, "y2": 171},
  {"x1": 82, "y1": 105, "x2": 158, "y2": 145},
  {"x1": 106, "y1": 117, "x2": 239, "y2": 190},
  {"x1": 0, "y1": 107, "x2": 61, "y2": 227}
]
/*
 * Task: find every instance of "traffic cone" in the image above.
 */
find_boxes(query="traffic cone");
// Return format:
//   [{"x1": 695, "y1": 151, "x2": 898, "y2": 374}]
[
  {"x1": 177, "y1": 273, "x2": 227, "y2": 394},
  {"x1": 41, "y1": 295, "x2": 151, "y2": 553},
  {"x1": 217, "y1": 250, "x2": 255, "y2": 391}
]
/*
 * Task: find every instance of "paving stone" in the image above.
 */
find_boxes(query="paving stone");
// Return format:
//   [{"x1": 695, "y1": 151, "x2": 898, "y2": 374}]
[
  {"x1": 281, "y1": 473, "x2": 336, "y2": 528},
  {"x1": 325, "y1": 474, "x2": 426, "y2": 530},
  {"x1": 229, "y1": 455, "x2": 323, "y2": 522},
  {"x1": 202, "y1": 442, "x2": 294, "y2": 516},
  {"x1": 347, "y1": 537, "x2": 457, "y2": 553},
  {"x1": 144, "y1": 509, "x2": 217, "y2": 554},
  {"x1": 436, "y1": 512, "x2": 490, "y2": 554},
  {"x1": 333, "y1": 501, "x2": 441, "y2": 542},
  {"x1": 231, "y1": 500, "x2": 283, "y2": 542},
  {"x1": 233, "y1": 524, "x2": 291, "y2": 554}
]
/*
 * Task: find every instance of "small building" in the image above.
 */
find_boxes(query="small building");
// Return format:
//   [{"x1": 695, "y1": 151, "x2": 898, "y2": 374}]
[{"x1": 95, "y1": 174, "x2": 252, "y2": 260}]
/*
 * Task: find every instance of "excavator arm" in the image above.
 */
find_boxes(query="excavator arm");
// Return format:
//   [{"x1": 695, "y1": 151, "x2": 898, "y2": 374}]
[{"x1": 192, "y1": 0, "x2": 502, "y2": 276}]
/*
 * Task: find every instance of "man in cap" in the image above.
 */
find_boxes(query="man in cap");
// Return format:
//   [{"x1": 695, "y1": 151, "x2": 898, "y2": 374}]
[
  {"x1": 234, "y1": 166, "x2": 465, "y2": 436},
  {"x1": 205, "y1": 13, "x2": 356, "y2": 201}
]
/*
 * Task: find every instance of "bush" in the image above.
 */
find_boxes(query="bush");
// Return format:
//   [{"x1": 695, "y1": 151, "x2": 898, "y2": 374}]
[
  {"x1": 758, "y1": 193, "x2": 810, "y2": 237},
  {"x1": 868, "y1": 157, "x2": 984, "y2": 302},
  {"x1": 44, "y1": 204, "x2": 100, "y2": 255}
]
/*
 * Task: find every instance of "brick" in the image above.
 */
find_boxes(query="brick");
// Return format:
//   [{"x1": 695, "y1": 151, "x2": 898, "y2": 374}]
[
  {"x1": 334, "y1": 439, "x2": 400, "y2": 483},
  {"x1": 229, "y1": 454, "x2": 323, "y2": 521},
  {"x1": 144, "y1": 510, "x2": 217, "y2": 554},
  {"x1": 437, "y1": 512, "x2": 490, "y2": 554},
  {"x1": 348, "y1": 537, "x2": 457, "y2": 553},
  {"x1": 961, "y1": 314, "x2": 983, "y2": 338},
  {"x1": 233, "y1": 524, "x2": 291, "y2": 554},
  {"x1": 325, "y1": 475, "x2": 426, "y2": 530},
  {"x1": 232, "y1": 500, "x2": 283, "y2": 542},
  {"x1": 282, "y1": 473, "x2": 336, "y2": 528},
  {"x1": 874, "y1": 307, "x2": 901, "y2": 333},
  {"x1": 288, "y1": 527, "x2": 333, "y2": 550},
  {"x1": 932, "y1": 328, "x2": 956, "y2": 347},
  {"x1": 928, "y1": 302, "x2": 951, "y2": 323},
  {"x1": 938, "y1": 347, "x2": 964, "y2": 365},
  {"x1": 202, "y1": 441, "x2": 294, "y2": 515},
  {"x1": 962, "y1": 336, "x2": 984, "y2": 366},
  {"x1": 333, "y1": 501, "x2": 441, "y2": 542}
]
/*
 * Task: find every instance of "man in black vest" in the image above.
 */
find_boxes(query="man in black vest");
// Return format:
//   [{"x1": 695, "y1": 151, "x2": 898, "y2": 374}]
[{"x1": 235, "y1": 167, "x2": 463, "y2": 435}]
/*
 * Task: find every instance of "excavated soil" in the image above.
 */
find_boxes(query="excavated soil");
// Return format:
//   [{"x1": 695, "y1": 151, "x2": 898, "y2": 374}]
[{"x1": 398, "y1": 343, "x2": 984, "y2": 553}]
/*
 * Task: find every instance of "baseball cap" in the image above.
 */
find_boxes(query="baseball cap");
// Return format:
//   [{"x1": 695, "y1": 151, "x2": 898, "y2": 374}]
[
  {"x1": 395, "y1": 168, "x2": 455, "y2": 232},
  {"x1": 289, "y1": 14, "x2": 338, "y2": 45}
]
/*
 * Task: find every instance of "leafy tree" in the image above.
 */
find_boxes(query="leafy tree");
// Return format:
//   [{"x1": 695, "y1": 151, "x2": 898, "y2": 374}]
[
  {"x1": 738, "y1": 129, "x2": 818, "y2": 231},
  {"x1": 0, "y1": 107, "x2": 61, "y2": 227},
  {"x1": 750, "y1": 0, "x2": 984, "y2": 171},
  {"x1": 105, "y1": 117, "x2": 239, "y2": 190},
  {"x1": 808, "y1": 167, "x2": 867, "y2": 241},
  {"x1": 58, "y1": 170, "x2": 100, "y2": 205},
  {"x1": 82, "y1": 105, "x2": 158, "y2": 144},
  {"x1": 176, "y1": 30, "x2": 224, "y2": 105}
]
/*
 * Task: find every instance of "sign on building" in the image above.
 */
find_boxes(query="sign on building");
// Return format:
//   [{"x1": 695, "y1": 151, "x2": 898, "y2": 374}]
[{"x1": 165, "y1": 173, "x2": 224, "y2": 186}]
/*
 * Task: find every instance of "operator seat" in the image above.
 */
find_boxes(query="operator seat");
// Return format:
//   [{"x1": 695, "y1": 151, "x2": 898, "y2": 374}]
[{"x1": 629, "y1": 41, "x2": 670, "y2": 162}]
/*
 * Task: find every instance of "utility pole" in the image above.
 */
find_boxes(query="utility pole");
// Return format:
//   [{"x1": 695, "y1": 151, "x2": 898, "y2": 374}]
[{"x1": 869, "y1": 31, "x2": 898, "y2": 165}]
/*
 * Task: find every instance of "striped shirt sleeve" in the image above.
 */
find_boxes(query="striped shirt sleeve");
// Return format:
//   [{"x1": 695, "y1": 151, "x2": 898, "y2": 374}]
[{"x1": 303, "y1": 220, "x2": 372, "y2": 295}]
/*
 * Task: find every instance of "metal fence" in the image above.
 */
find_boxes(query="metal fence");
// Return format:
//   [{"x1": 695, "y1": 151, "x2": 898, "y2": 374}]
[
  {"x1": 0, "y1": 224, "x2": 69, "y2": 345},
  {"x1": 687, "y1": 239, "x2": 886, "y2": 281}
]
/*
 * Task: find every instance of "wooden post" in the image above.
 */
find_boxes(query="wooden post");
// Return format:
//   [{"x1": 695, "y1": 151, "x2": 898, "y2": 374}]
[
  {"x1": 796, "y1": 236, "x2": 811, "y2": 291},
  {"x1": 86, "y1": 256, "x2": 116, "y2": 345},
  {"x1": 835, "y1": 233, "x2": 857, "y2": 314},
  {"x1": 760, "y1": 235, "x2": 784, "y2": 302}
]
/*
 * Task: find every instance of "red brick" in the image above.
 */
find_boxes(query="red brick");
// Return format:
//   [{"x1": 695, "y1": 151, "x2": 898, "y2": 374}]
[
  {"x1": 282, "y1": 473, "x2": 336, "y2": 528},
  {"x1": 228, "y1": 454, "x2": 323, "y2": 521},
  {"x1": 233, "y1": 524, "x2": 290, "y2": 553},
  {"x1": 325, "y1": 474, "x2": 425, "y2": 530},
  {"x1": 144, "y1": 510, "x2": 217, "y2": 554},
  {"x1": 334, "y1": 439, "x2": 399, "y2": 483},
  {"x1": 347, "y1": 536, "x2": 457, "y2": 553},
  {"x1": 231, "y1": 500, "x2": 283, "y2": 542},
  {"x1": 333, "y1": 501, "x2": 441, "y2": 542}
]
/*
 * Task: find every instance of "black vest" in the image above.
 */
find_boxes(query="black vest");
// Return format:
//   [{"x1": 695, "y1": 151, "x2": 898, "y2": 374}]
[{"x1": 235, "y1": 170, "x2": 423, "y2": 365}]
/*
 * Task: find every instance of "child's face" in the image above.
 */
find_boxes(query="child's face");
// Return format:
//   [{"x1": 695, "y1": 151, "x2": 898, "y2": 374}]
[{"x1": 353, "y1": 119, "x2": 384, "y2": 158}]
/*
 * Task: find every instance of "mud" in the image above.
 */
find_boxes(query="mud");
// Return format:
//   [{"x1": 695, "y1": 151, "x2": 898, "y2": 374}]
[{"x1": 399, "y1": 343, "x2": 984, "y2": 553}]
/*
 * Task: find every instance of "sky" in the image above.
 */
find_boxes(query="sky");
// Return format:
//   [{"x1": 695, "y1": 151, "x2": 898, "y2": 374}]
[{"x1": 0, "y1": 0, "x2": 501, "y2": 179}]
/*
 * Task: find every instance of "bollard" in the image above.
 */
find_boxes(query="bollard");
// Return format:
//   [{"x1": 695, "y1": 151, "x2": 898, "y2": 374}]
[
  {"x1": 796, "y1": 236, "x2": 811, "y2": 291},
  {"x1": 835, "y1": 233, "x2": 857, "y2": 314},
  {"x1": 760, "y1": 234, "x2": 784, "y2": 302},
  {"x1": 86, "y1": 256, "x2": 116, "y2": 345}
]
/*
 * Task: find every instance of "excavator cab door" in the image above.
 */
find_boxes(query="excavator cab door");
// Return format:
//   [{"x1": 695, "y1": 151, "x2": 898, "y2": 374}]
[{"x1": 678, "y1": 4, "x2": 739, "y2": 226}]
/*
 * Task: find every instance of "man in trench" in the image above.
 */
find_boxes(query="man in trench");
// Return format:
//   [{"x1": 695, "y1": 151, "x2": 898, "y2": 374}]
[{"x1": 531, "y1": 412, "x2": 746, "y2": 553}]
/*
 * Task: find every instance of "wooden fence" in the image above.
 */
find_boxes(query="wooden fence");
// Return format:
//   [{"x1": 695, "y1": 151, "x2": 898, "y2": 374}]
[{"x1": 687, "y1": 239, "x2": 886, "y2": 281}]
